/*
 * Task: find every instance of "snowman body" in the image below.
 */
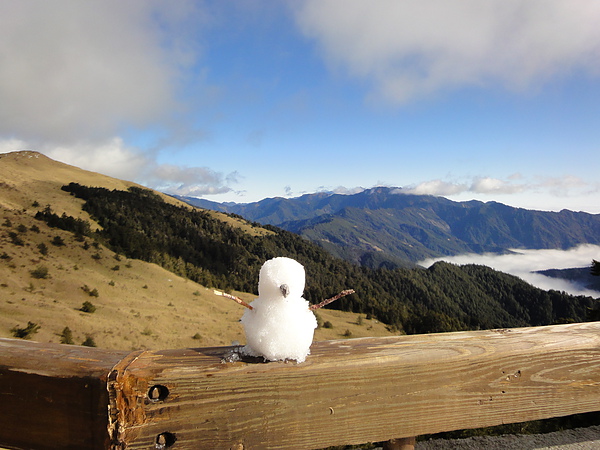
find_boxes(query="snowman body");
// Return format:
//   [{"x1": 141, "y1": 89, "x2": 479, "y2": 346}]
[{"x1": 241, "y1": 257, "x2": 317, "y2": 363}]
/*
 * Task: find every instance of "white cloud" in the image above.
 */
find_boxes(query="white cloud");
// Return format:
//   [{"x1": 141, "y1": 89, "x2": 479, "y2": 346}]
[
  {"x1": 400, "y1": 175, "x2": 598, "y2": 205},
  {"x1": 45, "y1": 138, "x2": 150, "y2": 182},
  {"x1": 0, "y1": 2, "x2": 237, "y2": 198},
  {"x1": 149, "y1": 164, "x2": 239, "y2": 197},
  {"x1": 0, "y1": 0, "x2": 206, "y2": 143},
  {"x1": 400, "y1": 180, "x2": 467, "y2": 196},
  {"x1": 325, "y1": 186, "x2": 367, "y2": 196},
  {"x1": 0, "y1": 138, "x2": 32, "y2": 154},
  {"x1": 420, "y1": 244, "x2": 600, "y2": 298},
  {"x1": 294, "y1": 0, "x2": 600, "y2": 103},
  {"x1": 535, "y1": 175, "x2": 591, "y2": 196},
  {"x1": 470, "y1": 177, "x2": 524, "y2": 194},
  {"x1": 0, "y1": 139, "x2": 238, "y2": 197}
]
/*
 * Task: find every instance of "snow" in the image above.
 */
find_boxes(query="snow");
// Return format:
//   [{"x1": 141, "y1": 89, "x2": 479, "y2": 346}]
[{"x1": 241, "y1": 257, "x2": 317, "y2": 363}]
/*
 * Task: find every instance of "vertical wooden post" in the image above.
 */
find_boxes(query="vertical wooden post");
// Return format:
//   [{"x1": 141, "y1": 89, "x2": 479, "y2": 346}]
[
  {"x1": 383, "y1": 436, "x2": 416, "y2": 450},
  {"x1": 0, "y1": 338, "x2": 130, "y2": 450}
]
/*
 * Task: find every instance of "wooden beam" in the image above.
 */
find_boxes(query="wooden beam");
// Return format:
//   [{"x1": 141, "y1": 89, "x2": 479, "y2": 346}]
[
  {"x1": 0, "y1": 338, "x2": 129, "y2": 450},
  {"x1": 111, "y1": 322, "x2": 600, "y2": 449},
  {"x1": 2, "y1": 322, "x2": 600, "y2": 449}
]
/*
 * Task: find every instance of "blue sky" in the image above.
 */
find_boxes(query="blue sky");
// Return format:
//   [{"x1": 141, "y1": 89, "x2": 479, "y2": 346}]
[{"x1": 1, "y1": 1, "x2": 599, "y2": 212}]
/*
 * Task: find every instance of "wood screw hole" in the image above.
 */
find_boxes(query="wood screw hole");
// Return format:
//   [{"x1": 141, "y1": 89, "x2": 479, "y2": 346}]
[
  {"x1": 149, "y1": 384, "x2": 169, "y2": 402},
  {"x1": 155, "y1": 432, "x2": 176, "y2": 449}
]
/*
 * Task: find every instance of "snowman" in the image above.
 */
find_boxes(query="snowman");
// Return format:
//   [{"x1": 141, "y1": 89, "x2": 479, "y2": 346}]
[
  {"x1": 215, "y1": 257, "x2": 354, "y2": 363},
  {"x1": 239, "y1": 257, "x2": 316, "y2": 362}
]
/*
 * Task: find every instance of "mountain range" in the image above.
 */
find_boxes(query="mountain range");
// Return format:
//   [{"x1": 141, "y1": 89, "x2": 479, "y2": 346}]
[
  {"x1": 2, "y1": 151, "x2": 598, "y2": 343},
  {"x1": 181, "y1": 188, "x2": 600, "y2": 268}
]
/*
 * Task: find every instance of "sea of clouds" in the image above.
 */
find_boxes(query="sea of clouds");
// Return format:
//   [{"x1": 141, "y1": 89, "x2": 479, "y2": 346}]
[{"x1": 420, "y1": 244, "x2": 600, "y2": 298}]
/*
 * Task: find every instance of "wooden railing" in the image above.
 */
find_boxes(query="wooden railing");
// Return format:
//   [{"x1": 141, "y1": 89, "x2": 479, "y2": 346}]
[{"x1": 2, "y1": 322, "x2": 600, "y2": 449}]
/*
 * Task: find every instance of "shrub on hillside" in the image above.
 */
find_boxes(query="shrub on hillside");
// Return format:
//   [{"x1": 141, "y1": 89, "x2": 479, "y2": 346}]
[
  {"x1": 81, "y1": 336, "x2": 96, "y2": 347},
  {"x1": 8, "y1": 232, "x2": 24, "y2": 246},
  {"x1": 79, "y1": 300, "x2": 96, "y2": 313},
  {"x1": 81, "y1": 285, "x2": 99, "y2": 297},
  {"x1": 10, "y1": 321, "x2": 41, "y2": 339},
  {"x1": 51, "y1": 235, "x2": 65, "y2": 246},
  {"x1": 34, "y1": 207, "x2": 91, "y2": 236},
  {"x1": 60, "y1": 327, "x2": 74, "y2": 344},
  {"x1": 37, "y1": 242, "x2": 48, "y2": 256},
  {"x1": 30, "y1": 265, "x2": 49, "y2": 279}
]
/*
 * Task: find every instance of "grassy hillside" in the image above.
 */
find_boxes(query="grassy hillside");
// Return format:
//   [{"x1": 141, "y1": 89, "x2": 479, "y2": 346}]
[
  {"x1": 0, "y1": 152, "x2": 396, "y2": 350},
  {"x1": 2, "y1": 151, "x2": 597, "y2": 352}
]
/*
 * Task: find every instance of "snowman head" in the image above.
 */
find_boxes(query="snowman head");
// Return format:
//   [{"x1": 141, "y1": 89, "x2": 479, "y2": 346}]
[{"x1": 258, "y1": 257, "x2": 305, "y2": 300}]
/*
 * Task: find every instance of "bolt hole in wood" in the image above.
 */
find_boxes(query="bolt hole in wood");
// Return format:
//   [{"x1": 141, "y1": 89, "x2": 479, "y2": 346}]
[
  {"x1": 149, "y1": 384, "x2": 170, "y2": 402},
  {"x1": 155, "y1": 432, "x2": 177, "y2": 449}
]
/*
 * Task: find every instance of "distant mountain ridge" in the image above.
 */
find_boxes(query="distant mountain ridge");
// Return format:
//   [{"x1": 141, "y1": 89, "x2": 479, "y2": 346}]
[
  {"x1": 537, "y1": 267, "x2": 600, "y2": 293},
  {"x1": 180, "y1": 187, "x2": 600, "y2": 267}
]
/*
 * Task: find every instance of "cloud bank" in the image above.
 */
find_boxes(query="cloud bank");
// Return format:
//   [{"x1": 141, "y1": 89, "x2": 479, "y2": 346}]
[
  {"x1": 420, "y1": 244, "x2": 600, "y2": 298},
  {"x1": 294, "y1": 0, "x2": 600, "y2": 103},
  {"x1": 397, "y1": 175, "x2": 599, "y2": 202},
  {"x1": 0, "y1": 1, "x2": 237, "y2": 197},
  {"x1": 0, "y1": 0, "x2": 207, "y2": 144}
]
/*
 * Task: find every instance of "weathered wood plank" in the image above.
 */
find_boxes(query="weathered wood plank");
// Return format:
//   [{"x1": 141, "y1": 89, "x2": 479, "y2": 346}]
[
  {"x1": 0, "y1": 338, "x2": 129, "y2": 450},
  {"x1": 3, "y1": 322, "x2": 600, "y2": 449},
  {"x1": 110, "y1": 322, "x2": 600, "y2": 449}
]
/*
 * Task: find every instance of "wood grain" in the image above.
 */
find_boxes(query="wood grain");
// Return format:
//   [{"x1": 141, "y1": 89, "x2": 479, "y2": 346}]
[
  {"x1": 3, "y1": 322, "x2": 600, "y2": 449},
  {"x1": 113, "y1": 322, "x2": 600, "y2": 449},
  {"x1": 0, "y1": 338, "x2": 129, "y2": 450}
]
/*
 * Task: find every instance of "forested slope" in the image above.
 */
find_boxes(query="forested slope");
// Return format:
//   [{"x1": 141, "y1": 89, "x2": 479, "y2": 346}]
[{"x1": 49, "y1": 183, "x2": 598, "y2": 334}]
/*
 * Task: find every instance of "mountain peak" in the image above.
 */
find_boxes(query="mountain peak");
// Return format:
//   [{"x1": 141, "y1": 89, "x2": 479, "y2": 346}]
[{"x1": 0, "y1": 150, "x2": 46, "y2": 160}]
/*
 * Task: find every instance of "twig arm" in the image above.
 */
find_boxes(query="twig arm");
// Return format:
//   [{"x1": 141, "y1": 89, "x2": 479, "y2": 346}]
[
  {"x1": 309, "y1": 289, "x2": 355, "y2": 311},
  {"x1": 214, "y1": 290, "x2": 253, "y2": 310}
]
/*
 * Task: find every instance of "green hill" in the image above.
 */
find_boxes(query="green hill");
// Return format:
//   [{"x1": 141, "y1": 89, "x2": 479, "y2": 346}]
[{"x1": 53, "y1": 181, "x2": 599, "y2": 334}]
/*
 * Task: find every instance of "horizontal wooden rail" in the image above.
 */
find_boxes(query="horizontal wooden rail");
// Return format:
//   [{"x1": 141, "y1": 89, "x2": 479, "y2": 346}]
[{"x1": 2, "y1": 322, "x2": 600, "y2": 449}]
